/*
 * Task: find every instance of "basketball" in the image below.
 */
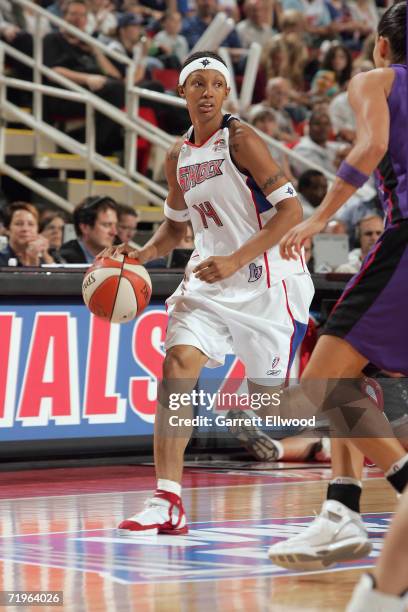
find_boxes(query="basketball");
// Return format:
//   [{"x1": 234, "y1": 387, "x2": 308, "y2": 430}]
[{"x1": 82, "y1": 255, "x2": 152, "y2": 323}]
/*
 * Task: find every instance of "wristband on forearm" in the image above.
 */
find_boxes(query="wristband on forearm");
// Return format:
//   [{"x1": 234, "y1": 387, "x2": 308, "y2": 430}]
[{"x1": 336, "y1": 161, "x2": 369, "y2": 188}]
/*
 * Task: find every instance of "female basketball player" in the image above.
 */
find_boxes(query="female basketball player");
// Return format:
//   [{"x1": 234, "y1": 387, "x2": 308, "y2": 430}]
[
  {"x1": 270, "y1": 3, "x2": 408, "y2": 608},
  {"x1": 99, "y1": 50, "x2": 314, "y2": 536}
]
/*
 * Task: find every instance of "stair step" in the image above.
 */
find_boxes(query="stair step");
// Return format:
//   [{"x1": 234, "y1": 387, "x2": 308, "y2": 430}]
[
  {"x1": 67, "y1": 179, "x2": 163, "y2": 220},
  {"x1": 4, "y1": 128, "x2": 56, "y2": 155},
  {"x1": 4, "y1": 128, "x2": 34, "y2": 155},
  {"x1": 36, "y1": 152, "x2": 119, "y2": 171}
]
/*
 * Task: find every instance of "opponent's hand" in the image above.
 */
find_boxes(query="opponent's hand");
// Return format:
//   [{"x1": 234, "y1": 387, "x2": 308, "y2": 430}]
[
  {"x1": 280, "y1": 217, "x2": 326, "y2": 260},
  {"x1": 193, "y1": 255, "x2": 239, "y2": 283}
]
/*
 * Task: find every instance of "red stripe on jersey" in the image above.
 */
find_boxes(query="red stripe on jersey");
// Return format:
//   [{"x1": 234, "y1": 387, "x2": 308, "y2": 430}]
[
  {"x1": 282, "y1": 279, "x2": 295, "y2": 386},
  {"x1": 184, "y1": 127, "x2": 222, "y2": 149}
]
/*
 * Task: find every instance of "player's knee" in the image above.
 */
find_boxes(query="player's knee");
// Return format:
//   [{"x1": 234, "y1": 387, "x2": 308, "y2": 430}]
[{"x1": 163, "y1": 347, "x2": 195, "y2": 379}]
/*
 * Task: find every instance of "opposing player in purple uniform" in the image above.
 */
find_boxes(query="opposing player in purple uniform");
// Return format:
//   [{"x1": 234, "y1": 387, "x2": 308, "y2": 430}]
[{"x1": 270, "y1": 3, "x2": 408, "y2": 609}]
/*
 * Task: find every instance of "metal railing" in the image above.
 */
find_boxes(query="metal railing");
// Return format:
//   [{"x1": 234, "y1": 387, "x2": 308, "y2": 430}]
[{"x1": 1, "y1": 0, "x2": 374, "y2": 212}]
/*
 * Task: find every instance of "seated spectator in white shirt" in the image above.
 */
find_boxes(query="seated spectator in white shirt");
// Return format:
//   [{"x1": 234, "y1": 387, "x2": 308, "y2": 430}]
[
  {"x1": 237, "y1": 0, "x2": 276, "y2": 49},
  {"x1": 291, "y1": 111, "x2": 347, "y2": 177},
  {"x1": 248, "y1": 77, "x2": 297, "y2": 143},
  {"x1": 151, "y1": 11, "x2": 189, "y2": 69},
  {"x1": 86, "y1": 0, "x2": 117, "y2": 36},
  {"x1": 335, "y1": 214, "x2": 383, "y2": 273}
]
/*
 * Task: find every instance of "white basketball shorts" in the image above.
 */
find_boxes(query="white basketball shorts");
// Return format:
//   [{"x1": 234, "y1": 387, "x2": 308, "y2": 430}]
[{"x1": 165, "y1": 273, "x2": 314, "y2": 385}]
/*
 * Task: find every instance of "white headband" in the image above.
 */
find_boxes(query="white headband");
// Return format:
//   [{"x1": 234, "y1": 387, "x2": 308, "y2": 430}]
[{"x1": 178, "y1": 57, "x2": 231, "y2": 88}]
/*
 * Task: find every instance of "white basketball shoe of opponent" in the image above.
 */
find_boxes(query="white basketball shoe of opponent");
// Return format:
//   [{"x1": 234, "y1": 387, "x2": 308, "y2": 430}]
[
  {"x1": 118, "y1": 490, "x2": 188, "y2": 536},
  {"x1": 347, "y1": 574, "x2": 407, "y2": 612},
  {"x1": 268, "y1": 500, "x2": 372, "y2": 570}
]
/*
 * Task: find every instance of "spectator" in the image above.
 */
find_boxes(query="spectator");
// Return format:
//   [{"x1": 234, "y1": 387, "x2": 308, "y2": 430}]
[
  {"x1": 349, "y1": 0, "x2": 378, "y2": 37},
  {"x1": 251, "y1": 109, "x2": 295, "y2": 181},
  {"x1": 39, "y1": 211, "x2": 66, "y2": 261},
  {"x1": 335, "y1": 191, "x2": 380, "y2": 238},
  {"x1": 280, "y1": 0, "x2": 332, "y2": 40},
  {"x1": 167, "y1": 221, "x2": 194, "y2": 267},
  {"x1": 260, "y1": 35, "x2": 289, "y2": 81},
  {"x1": 335, "y1": 214, "x2": 383, "y2": 273},
  {"x1": 283, "y1": 32, "x2": 308, "y2": 91},
  {"x1": 0, "y1": 208, "x2": 6, "y2": 237},
  {"x1": 279, "y1": 9, "x2": 305, "y2": 37},
  {"x1": 236, "y1": 0, "x2": 276, "y2": 49},
  {"x1": 356, "y1": 31, "x2": 375, "y2": 65},
  {"x1": 43, "y1": 0, "x2": 125, "y2": 154},
  {"x1": 0, "y1": 1, "x2": 33, "y2": 89},
  {"x1": 46, "y1": 0, "x2": 64, "y2": 24},
  {"x1": 116, "y1": 204, "x2": 142, "y2": 248},
  {"x1": 249, "y1": 77, "x2": 297, "y2": 143},
  {"x1": 329, "y1": 59, "x2": 373, "y2": 142},
  {"x1": 321, "y1": 43, "x2": 352, "y2": 89},
  {"x1": 105, "y1": 12, "x2": 152, "y2": 80},
  {"x1": 291, "y1": 111, "x2": 347, "y2": 176},
  {"x1": 59, "y1": 196, "x2": 118, "y2": 263},
  {"x1": 181, "y1": 0, "x2": 242, "y2": 54},
  {"x1": 86, "y1": 0, "x2": 117, "y2": 36},
  {"x1": 297, "y1": 169, "x2": 328, "y2": 218},
  {"x1": 177, "y1": 220, "x2": 194, "y2": 249},
  {"x1": 0, "y1": 202, "x2": 54, "y2": 266},
  {"x1": 22, "y1": 2, "x2": 51, "y2": 37},
  {"x1": 310, "y1": 69, "x2": 339, "y2": 101},
  {"x1": 303, "y1": 237, "x2": 314, "y2": 271},
  {"x1": 151, "y1": 11, "x2": 189, "y2": 68}
]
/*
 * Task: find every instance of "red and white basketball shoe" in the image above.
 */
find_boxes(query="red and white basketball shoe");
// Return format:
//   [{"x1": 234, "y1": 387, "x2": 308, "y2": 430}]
[{"x1": 117, "y1": 490, "x2": 188, "y2": 536}]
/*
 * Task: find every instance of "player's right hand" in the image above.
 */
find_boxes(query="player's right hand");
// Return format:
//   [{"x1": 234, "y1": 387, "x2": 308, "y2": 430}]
[
  {"x1": 96, "y1": 243, "x2": 154, "y2": 264},
  {"x1": 96, "y1": 243, "x2": 135, "y2": 260}
]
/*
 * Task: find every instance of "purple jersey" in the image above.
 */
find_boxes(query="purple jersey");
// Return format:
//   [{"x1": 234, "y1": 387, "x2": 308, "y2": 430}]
[{"x1": 375, "y1": 64, "x2": 407, "y2": 226}]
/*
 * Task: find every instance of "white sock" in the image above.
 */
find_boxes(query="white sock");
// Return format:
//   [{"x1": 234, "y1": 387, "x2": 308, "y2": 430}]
[
  {"x1": 273, "y1": 440, "x2": 284, "y2": 460},
  {"x1": 385, "y1": 453, "x2": 408, "y2": 478},
  {"x1": 330, "y1": 476, "x2": 362, "y2": 488},
  {"x1": 157, "y1": 479, "x2": 181, "y2": 497}
]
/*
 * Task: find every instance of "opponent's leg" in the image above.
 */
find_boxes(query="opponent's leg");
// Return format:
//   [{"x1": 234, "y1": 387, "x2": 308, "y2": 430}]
[
  {"x1": 118, "y1": 345, "x2": 208, "y2": 536},
  {"x1": 347, "y1": 488, "x2": 408, "y2": 612},
  {"x1": 268, "y1": 336, "x2": 408, "y2": 569}
]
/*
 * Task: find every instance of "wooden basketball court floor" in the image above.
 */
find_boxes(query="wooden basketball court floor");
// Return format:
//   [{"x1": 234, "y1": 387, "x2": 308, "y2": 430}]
[{"x1": 0, "y1": 463, "x2": 397, "y2": 612}]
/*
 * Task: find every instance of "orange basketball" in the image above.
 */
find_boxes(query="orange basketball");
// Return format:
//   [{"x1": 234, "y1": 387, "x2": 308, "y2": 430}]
[{"x1": 82, "y1": 255, "x2": 152, "y2": 323}]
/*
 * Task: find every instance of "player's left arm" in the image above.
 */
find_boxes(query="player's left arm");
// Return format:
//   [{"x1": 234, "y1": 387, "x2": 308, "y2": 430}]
[{"x1": 194, "y1": 122, "x2": 302, "y2": 283}]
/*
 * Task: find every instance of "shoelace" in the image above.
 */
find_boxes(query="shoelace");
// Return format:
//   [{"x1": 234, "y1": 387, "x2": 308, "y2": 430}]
[
  {"x1": 144, "y1": 497, "x2": 170, "y2": 509},
  {"x1": 144, "y1": 495, "x2": 184, "y2": 529}
]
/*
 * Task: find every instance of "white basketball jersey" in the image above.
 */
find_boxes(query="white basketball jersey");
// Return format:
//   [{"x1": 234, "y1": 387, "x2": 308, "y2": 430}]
[{"x1": 173, "y1": 115, "x2": 307, "y2": 303}]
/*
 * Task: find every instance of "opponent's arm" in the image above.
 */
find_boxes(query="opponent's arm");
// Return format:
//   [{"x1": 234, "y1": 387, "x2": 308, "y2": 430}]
[
  {"x1": 194, "y1": 123, "x2": 302, "y2": 282},
  {"x1": 280, "y1": 70, "x2": 390, "y2": 260},
  {"x1": 310, "y1": 71, "x2": 389, "y2": 225}
]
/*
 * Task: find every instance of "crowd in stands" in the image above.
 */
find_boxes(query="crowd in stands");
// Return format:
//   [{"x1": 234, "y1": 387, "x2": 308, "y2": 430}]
[
  {"x1": 0, "y1": 0, "x2": 389, "y2": 268},
  {"x1": 0, "y1": 196, "x2": 196, "y2": 267}
]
